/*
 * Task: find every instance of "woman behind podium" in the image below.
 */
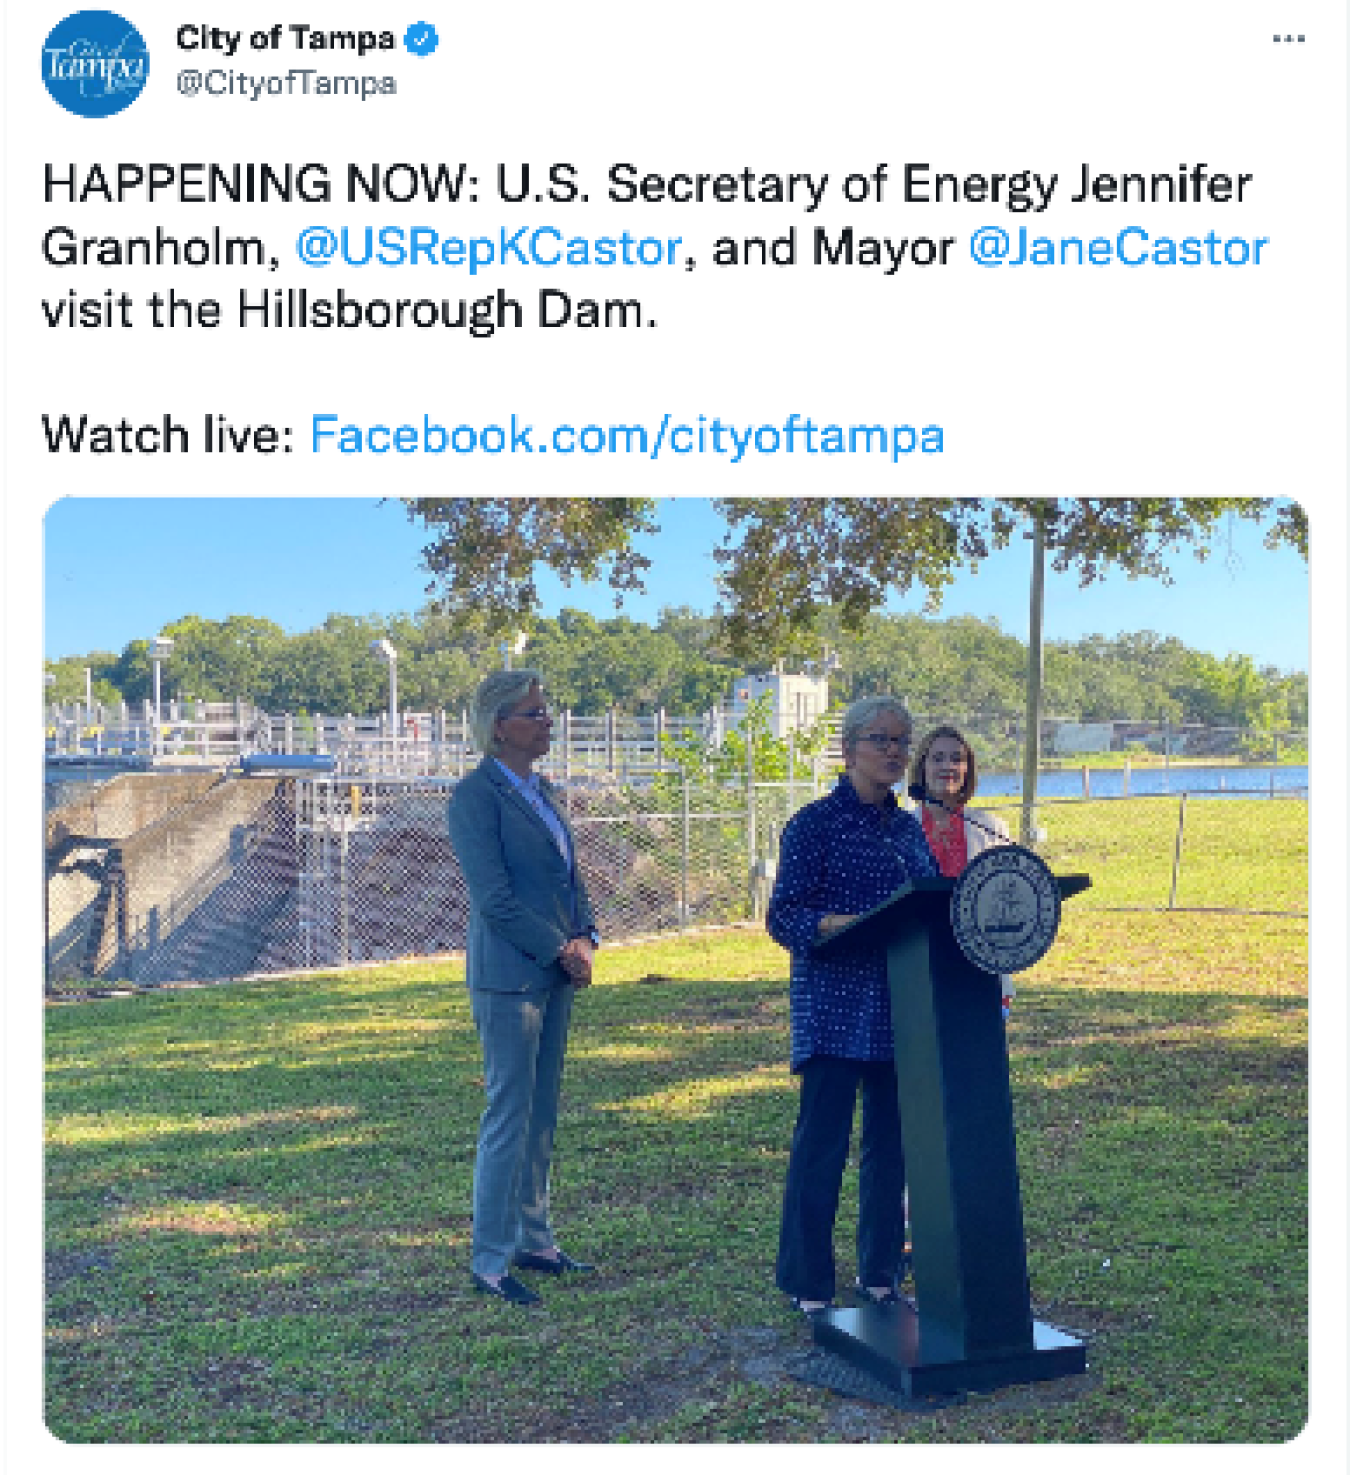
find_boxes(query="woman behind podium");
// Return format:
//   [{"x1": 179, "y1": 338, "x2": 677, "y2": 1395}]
[
  {"x1": 766, "y1": 696, "x2": 938, "y2": 1316},
  {"x1": 910, "y1": 724, "x2": 1016, "y2": 1018}
]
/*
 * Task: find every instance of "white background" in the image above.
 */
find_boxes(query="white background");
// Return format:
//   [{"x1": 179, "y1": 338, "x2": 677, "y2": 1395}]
[{"x1": 5, "y1": 3, "x2": 1346, "y2": 1469}]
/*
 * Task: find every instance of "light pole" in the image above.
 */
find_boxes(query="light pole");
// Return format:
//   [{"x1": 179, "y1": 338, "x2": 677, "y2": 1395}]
[
  {"x1": 148, "y1": 636, "x2": 174, "y2": 761},
  {"x1": 1020, "y1": 512, "x2": 1046, "y2": 845},
  {"x1": 369, "y1": 639, "x2": 398, "y2": 747}
]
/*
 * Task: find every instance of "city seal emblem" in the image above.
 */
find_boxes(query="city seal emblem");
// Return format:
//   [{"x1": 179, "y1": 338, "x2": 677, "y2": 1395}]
[{"x1": 950, "y1": 844, "x2": 1061, "y2": 975}]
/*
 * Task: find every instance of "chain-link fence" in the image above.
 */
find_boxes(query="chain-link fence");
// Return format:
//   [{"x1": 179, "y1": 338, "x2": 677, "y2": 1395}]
[{"x1": 45, "y1": 764, "x2": 1307, "y2": 993}]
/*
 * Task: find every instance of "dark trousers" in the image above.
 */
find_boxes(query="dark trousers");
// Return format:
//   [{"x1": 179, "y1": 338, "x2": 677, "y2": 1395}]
[{"x1": 776, "y1": 1055, "x2": 907, "y2": 1302}]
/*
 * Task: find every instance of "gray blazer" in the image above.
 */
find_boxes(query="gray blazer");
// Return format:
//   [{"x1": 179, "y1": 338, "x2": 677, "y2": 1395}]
[{"x1": 447, "y1": 758, "x2": 596, "y2": 994}]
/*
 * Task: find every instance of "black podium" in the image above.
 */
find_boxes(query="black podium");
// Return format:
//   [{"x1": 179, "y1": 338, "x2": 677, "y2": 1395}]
[{"x1": 811, "y1": 873, "x2": 1090, "y2": 1396}]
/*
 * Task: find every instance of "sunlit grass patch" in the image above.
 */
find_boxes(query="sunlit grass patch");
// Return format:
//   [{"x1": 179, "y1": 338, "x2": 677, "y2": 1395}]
[
  {"x1": 566, "y1": 1040, "x2": 684, "y2": 1065},
  {"x1": 120, "y1": 1200, "x2": 289, "y2": 1237},
  {"x1": 594, "y1": 1065, "x2": 791, "y2": 1121}
]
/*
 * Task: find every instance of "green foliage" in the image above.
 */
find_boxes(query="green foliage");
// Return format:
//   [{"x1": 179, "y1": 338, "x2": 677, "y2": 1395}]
[
  {"x1": 711, "y1": 499, "x2": 1307, "y2": 655},
  {"x1": 658, "y1": 693, "x2": 834, "y2": 788},
  {"x1": 392, "y1": 496, "x2": 1305, "y2": 659},
  {"x1": 48, "y1": 606, "x2": 1308, "y2": 735},
  {"x1": 158, "y1": 613, "x2": 287, "y2": 703},
  {"x1": 43, "y1": 652, "x2": 121, "y2": 706},
  {"x1": 528, "y1": 609, "x2": 729, "y2": 714},
  {"x1": 403, "y1": 497, "x2": 659, "y2": 629}
]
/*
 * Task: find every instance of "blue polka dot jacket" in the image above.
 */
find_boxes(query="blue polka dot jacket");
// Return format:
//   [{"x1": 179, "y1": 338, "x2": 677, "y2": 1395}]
[{"x1": 767, "y1": 775, "x2": 939, "y2": 1071}]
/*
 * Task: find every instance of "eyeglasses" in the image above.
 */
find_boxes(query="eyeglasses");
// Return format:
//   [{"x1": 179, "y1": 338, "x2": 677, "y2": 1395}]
[
  {"x1": 505, "y1": 707, "x2": 551, "y2": 723},
  {"x1": 858, "y1": 733, "x2": 911, "y2": 751}
]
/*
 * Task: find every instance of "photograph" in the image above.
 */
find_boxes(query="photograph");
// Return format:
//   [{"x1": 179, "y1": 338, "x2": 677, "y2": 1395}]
[{"x1": 39, "y1": 495, "x2": 1311, "y2": 1444}]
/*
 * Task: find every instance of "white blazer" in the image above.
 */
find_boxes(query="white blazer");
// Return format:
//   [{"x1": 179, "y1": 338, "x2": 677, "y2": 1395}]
[{"x1": 961, "y1": 806, "x2": 1012, "y2": 857}]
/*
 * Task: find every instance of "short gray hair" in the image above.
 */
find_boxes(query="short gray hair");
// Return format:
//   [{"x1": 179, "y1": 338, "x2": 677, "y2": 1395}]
[
  {"x1": 469, "y1": 668, "x2": 545, "y2": 755},
  {"x1": 840, "y1": 695, "x2": 913, "y2": 756}
]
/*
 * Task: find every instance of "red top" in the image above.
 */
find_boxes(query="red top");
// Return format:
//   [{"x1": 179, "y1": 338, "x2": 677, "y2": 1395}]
[
  {"x1": 922, "y1": 806, "x2": 1014, "y2": 1007},
  {"x1": 921, "y1": 806, "x2": 969, "y2": 878}
]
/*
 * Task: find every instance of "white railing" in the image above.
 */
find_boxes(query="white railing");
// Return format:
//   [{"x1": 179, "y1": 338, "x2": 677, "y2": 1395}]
[
  {"x1": 45, "y1": 705, "x2": 794, "y2": 778},
  {"x1": 45, "y1": 700, "x2": 1303, "y2": 784}
]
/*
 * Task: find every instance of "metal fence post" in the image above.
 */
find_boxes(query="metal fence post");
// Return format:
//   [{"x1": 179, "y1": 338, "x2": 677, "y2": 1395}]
[
  {"x1": 1168, "y1": 792, "x2": 1188, "y2": 909},
  {"x1": 746, "y1": 736, "x2": 757, "y2": 919},
  {"x1": 681, "y1": 772, "x2": 690, "y2": 929},
  {"x1": 338, "y1": 819, "x2": 351, "y2": 965}
]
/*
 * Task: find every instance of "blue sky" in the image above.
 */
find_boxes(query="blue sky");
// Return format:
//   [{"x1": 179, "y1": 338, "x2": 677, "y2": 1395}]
[{"x1": 43, "y1": 498, "x2": 1309, "y2": 672}]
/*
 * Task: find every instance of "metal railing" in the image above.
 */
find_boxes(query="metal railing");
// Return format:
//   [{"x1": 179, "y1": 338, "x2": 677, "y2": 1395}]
[{"x1": 47, "y1": 700, "x2": 1305, "y2": 774}]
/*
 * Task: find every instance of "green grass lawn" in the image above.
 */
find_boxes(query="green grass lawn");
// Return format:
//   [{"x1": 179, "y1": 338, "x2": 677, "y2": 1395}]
[
  {"x1": 1007, "y1": 797, "x2": 1307, "y2": 913},
  {"x1": 45, "y1": 913, "x2": 1307, "y2": 1443}
]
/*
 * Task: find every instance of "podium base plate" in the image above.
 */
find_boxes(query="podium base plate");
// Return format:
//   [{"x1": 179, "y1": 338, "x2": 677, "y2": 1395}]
[{"x1": 812, "y1": 1302, "x2": 1087, "y2": 1397}]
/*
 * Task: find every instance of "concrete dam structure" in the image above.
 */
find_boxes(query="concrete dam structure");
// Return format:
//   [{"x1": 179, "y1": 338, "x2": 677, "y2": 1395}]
[{"x1": 46, "y1": 773, "x2": 300, "y2": 987}]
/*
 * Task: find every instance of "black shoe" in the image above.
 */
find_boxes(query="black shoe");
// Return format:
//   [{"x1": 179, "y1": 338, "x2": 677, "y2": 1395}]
[
  {"x1": 512, "y1": 1249, "x2": 595, "y2": 1276},
  {"x1": 472, "y1": 1272, "x2": 541, "y2": 1306},
  {"x1": 789, "y1": 1296, "x2": 832, "y2": 1319}
]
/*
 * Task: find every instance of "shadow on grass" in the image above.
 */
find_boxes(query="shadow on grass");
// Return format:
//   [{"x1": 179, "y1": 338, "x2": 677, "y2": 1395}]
[{"x1": 45, "y1": 961, "x2": 1306, "y2": 1443}]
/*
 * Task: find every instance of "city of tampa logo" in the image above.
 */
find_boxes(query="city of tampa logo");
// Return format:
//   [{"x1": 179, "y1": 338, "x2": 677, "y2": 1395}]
[{"x1": 43, "y1": 10, "x2": 149, "y2": 118}]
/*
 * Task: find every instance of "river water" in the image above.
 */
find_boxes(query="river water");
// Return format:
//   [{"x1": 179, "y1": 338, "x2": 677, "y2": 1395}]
[
  {"x1": 44, "y1": 759, "x2": 1309, "y2": 815},
  {"x1": 977, "y1": 763, "x2": 1308, "y2": 801}
]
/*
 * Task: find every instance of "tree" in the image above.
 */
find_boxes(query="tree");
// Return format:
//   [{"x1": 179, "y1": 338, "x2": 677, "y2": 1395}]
[
  {"x1": 259, "y1": 615, "x2": 392, "y2": 714},
  {"x1": 43, "y1": 653, "x2": 120, "y2": 707},
  {"x1": 401, "y1": 497, "x2": 1307, "y2": 657},
  {"x1": 159, "y1": 614, "x2": 286, "y2": 702},
  {"x1": 1178, "y1": 652, "x2": 1277, "y2": 729},
  {"x1": 403, "y1": 499, "x2": 658, "y2": 627},
  {"x1": 50, "y1": 597, "x2": 1306, "y2": 728},
  {"x1": 109, "y1": 639, "x2": 154, "y2": 705},
  {"x1": 522, "y1": 610, "x2": 731, "y2": 712},
  {"x1": 709, "y1": 499, "x2": 1307, "y2": 654},
  {"x1": 658, "y1": 693, "x2": 834, "y2": 788}
]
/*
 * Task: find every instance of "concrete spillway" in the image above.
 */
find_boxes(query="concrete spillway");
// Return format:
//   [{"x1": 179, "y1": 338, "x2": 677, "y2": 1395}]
[{"x1": 46, "y1": 773, "x2": 297, "y2": 987}]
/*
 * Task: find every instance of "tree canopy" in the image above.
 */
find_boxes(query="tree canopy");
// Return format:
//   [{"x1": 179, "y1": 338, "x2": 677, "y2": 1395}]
[
  {"x1": 46, "y1": 605, "x2": 1308, "y2": 734},
  {"x1": 403, "y1": 498, "x2": 658, "y2": 628},
  {"x1": 401, "y1": 497, "x2": 1307, "y2": 656}
]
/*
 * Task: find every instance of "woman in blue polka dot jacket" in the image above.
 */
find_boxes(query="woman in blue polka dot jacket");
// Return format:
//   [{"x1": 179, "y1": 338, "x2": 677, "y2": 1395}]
[{"x1": 766, "y1": 695, "x2": 939, "y2": 1316}]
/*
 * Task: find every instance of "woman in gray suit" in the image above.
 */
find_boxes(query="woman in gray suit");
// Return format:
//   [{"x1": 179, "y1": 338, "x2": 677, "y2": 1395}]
[{"x1": 447, "y1": 670, "x2": 598, "y2": 1306}]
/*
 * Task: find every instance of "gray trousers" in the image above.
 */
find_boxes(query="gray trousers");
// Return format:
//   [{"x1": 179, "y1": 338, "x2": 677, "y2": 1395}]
[{"x1": 468, "y1": 984, "x2": 574, "y2": 1277}]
